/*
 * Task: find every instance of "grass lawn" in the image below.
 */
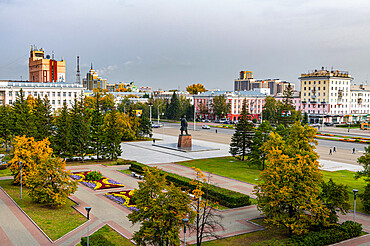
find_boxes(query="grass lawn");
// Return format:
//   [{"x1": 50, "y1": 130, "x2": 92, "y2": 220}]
[
  {"x1": 77, "y1": 225, "x2": 134, "y2": 246},
  {"x1": 0, "y1": 168, "x2": 12, "y2": 177},
  {"x1": 201, "y1": 218, "x2": 290, "y2": 246},
  {"x1": 0, "y1": 179, "x2": 85, "y2": 241},
  {"x1": 177, "y1": 157, "x2": 369, "y2": 213}
]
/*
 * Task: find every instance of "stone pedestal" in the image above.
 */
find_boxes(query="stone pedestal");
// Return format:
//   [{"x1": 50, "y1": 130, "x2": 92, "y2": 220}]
[{"x1": 178, "y1": 135, "x2": 192, "y2": 148}]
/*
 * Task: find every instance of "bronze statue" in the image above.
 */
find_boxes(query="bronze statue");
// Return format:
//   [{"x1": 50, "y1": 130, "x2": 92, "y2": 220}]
[{"x1": 180, "y1": 116, "x2": 188, "y2": 135}]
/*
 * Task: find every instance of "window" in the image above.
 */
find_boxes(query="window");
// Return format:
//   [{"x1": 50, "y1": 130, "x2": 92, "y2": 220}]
[
  {"x1": 9, "y1": 92, "x2": 12, "y2": 96},
  {"x1": 9, "y1": 100, "x2": 12, "y2": 104},
  {"x1": 58, "y1": 100, "x2": 61, "y2": 104},
  {"x1": 319, "y1": 81, "x2": 321, "y2": 84},
  {"x1": 47, "y1": 92, "x2": 50, "y2": 97},
  {"x1": 52, "y1": 100, "x2": 55, "y2": 105},
  {"x1": 0, "y1": 92, "x2": 3, "y2": 96},
  {"x1": 34, "y1": 92, "x2": 37, "y2": 97},
  {"x1": 68, "y1": 92, "x2": 72, "y2": 97},
  {"x1": 57, "y1": 92, "x2": 61, "y2": 97},
  {"x1": 309, "y1": 81, "x2": 311, "y2": 85},
  {"x1": 318, "y1": 87, "x2": 320, "y2": 90},
  {"x1": 52, "y1": 92, "x2": 55, "y2": 96},
  {"x1": 304, "y1": 82, "x2": 306, "y2": 85},
  {"x1": 304, "y1": 93, "x2": 306, "y2": 96},
  {"x1": 0, "y1": 100, "x2": 3, "y2": 105},
  {"x1": 63, "y1": 92, "x2": 66, "y2": 97},
  {"x1": 40, "y1": 92, "x2": 43, "y2": 97}
]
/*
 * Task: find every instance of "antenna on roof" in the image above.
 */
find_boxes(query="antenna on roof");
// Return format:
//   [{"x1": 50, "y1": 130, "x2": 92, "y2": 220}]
[
  {"x1": 52, "y1": 51, "x2": 54, "y2": 59},
  {"x1": 76, "y1": 56, "x2": 81, "y2": 84}
]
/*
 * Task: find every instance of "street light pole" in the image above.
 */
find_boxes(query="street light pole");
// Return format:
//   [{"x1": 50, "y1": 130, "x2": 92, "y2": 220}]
[
  {"x1": 149, "y1": 103, "x2": 153, "y2": 124},
  {"x1": 194, "y1": 95, "x2": 196, "y2": 131},
  {"x1": 353, "y1": 189, "x2": 358, "y2": 224},
  {"x1": 182, "y1": 218, "x2": 189, "y2": 246},
  {"x1": 19, "y1": 161, "x2": 23, "y2": 200},
  {"x1": 85, "y1": 207, "x2": 92, "y2": 246}
]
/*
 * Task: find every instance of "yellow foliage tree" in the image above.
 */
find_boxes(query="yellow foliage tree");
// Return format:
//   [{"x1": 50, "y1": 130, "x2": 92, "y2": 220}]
[
  {"x1": 254, "y1": 122, "x2": 330, "y2": 235},
  {"x1": 26, "y1": 157, "x2": 77, "y2": 207},
  {"x1": 9, "y1": 136, "x2": 53, "y2": 185},
  {"x1": 186, "y1": 83, "x2": 207, "y2": 95}
]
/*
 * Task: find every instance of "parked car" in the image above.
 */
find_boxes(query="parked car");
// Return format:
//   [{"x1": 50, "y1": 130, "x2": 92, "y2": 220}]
[
  {"x1": 151, "y1": 123, "x2": 162, "y2": 128},
  {"x1": 324, "y1": 122, "x2": 334, "y2": 126},
  {"x1": 202, "y1": 125, "x2": 210, "y2": 129}
]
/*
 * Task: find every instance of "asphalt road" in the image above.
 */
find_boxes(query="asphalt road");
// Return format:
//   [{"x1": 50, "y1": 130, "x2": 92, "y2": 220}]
[{"x1": 159, "y1": 121, "x2": 368, "y2": 151}]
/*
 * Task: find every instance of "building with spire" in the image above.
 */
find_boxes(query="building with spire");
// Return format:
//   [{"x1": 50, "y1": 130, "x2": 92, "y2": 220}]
[
  {"x1": 28, "y1": 45, "x2": 66, "y2": 83},
  {"x1": 82, "y1": 64, "x2": 107, "y2": 90}
]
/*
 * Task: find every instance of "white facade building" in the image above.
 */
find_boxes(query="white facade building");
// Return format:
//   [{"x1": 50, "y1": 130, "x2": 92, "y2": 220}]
[{"x1": 0, "y1": 81, "x2": 85, "y2": 112}]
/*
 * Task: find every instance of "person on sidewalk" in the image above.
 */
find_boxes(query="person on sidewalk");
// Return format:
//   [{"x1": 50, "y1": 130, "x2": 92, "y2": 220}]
[
  {"x1": 353, "y1": 148, "x2": 356, "y2": 154},
  {"x1": 333, "y1": 146, "x2": 336, "y2": 152},
  {"x1": 216, "y1": 129, "x2": 218, "y2": 134},
  {"x1": 329, "y1": 149, "x2": 332, "y2": 155}
]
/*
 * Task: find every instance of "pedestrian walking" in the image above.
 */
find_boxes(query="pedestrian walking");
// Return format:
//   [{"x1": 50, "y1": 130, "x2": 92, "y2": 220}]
[
  {"x1": 333, "y1": 146, "x2": 336, "y2": 152},
  {"x1": 329, "y1": 149, "x2": 332, "y2": 155},
  {"x1": 216, "y1": 129, "x2": 218, "y2": 134},
  {"x1": 153, "y1": 138, "x2": 156, "y2": 144},
  {"x1": 353, "y1": 148, "x2": 356, "y2": 154}
]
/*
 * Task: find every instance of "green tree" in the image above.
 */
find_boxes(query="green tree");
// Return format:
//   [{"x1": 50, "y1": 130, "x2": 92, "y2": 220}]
[
  {"x1": 356, "y1": 145, "x2": 370, "y2": 212},
  {"x1": 12, "y1": 89, "x2": 34, "y2": 137},
  {"x1": 279, "y1": 85, "x2": 296, "y2": 126},
  {"x1": 319, "y1": 178, "x2": 350, "y2": 223},
  {"x1": 117, "y1": 97, "x2": 131, "y2": 114},
  {"x1": 229, "y1": 99, "x2": 254, "y2": 161},
  {"x1": 138, "y1": 115, "x2": 152, "y2": 139},
  {"x1": 90, "y1": 91, "x2": 105, "y2": 159},
  {"x1": 128, "y1": 167, "x2": 192, "y2": 246},
  {"x1": 302, "y1": 112, "x2": 309, "y2": 125},
  {"x1": 186, "y1": 83, "x2": 207, "y2": 95},
  {"x1": 102, "y1": 109, "x2": 123, "y2": 160},
  {"x1": 250, "y1": 120, "x2": 273, "y2": 170},
  {"x1": 70, "y1": 98, "x2": 90, "y2": 162},
  {"x1": 33, "y1": 96, "x2": 53, "y2": 141},
  {"x1": 26, "y1": 156, "x2": 78, "y2": 207},
  {"x1": 166, "y1": 92, "x2": 181, "y2": 120},
  {"x1": 51, "y1": 102, "x2": 72, "y2": 159},
  {"x1": 0, "y1": 105, "x2": 13, "y2": 151},
  {"x1": 254, "y1": 122, "x2": 329, "y2": 235},
  {"x1": 212, "y1": 95, "x2": 230, "y2": 119},
  {"x1": 262, "y1": 96, "x2": 281, "y2": 125}
]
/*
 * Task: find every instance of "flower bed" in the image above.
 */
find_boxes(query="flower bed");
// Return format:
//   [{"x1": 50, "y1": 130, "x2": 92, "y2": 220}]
[
  {"x1": 105, "y1": 190, "x2": 138, "y2": 211},
  {"x1": 71, "y1": 171, "x2": 125, "y2": 190}
]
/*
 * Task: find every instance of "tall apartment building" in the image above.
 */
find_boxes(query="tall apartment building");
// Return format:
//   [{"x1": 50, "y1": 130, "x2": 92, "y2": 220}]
[
  {"x1": 82, "y1": 66, "x2": 107, "y2": 90},
  {"x1": 29, "y1": 46, "x2": 66, "y2": 83},
  {"x1": 299, "y1": 68, "x2": 353, "y2": 123},
  {"x1": 234, "y1": 71, "x2": 295, "y2": 95}
]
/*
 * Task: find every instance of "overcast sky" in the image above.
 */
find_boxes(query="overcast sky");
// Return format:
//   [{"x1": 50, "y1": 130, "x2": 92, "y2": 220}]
[{"x1": 1, "y1": 0, "x2": 370, "y2": 90}]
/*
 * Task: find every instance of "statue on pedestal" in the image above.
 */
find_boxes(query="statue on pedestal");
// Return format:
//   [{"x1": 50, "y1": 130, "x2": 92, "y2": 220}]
[{"x1": 180, "y1": 116, "x2": 189, "y2": 135}]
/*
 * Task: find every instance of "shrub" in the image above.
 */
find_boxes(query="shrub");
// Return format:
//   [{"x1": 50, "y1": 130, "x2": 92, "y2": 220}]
[
  {"x1": 0, "y1": 164, "x2": 7, "y2": 170},
  {"x1": 129, "y1": 162, "x2": 251, "y2": 208},
  {"x1": 85, "y1": 171, "x2": 103, "y2": 181},
  {"x1": 360, "y1": 183, "x2": 370, "y2": 213},
  {"x1": 80, "y1": 233, "x2": 114, "y2": 246}
]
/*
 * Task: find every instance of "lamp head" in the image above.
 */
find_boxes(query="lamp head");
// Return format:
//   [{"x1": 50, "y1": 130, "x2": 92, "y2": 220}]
[
  {"x1": 85, "y1": 207, "x2": 92, "y2": 220},
  {"x1": 353, "y1": 189, "x2": 358, "y2": 195},
  {"x1": 182, "y1": 218, "x2": 189, "y2": 225}
]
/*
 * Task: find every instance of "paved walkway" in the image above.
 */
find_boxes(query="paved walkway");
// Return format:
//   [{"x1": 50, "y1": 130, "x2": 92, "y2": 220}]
[{"x1": 0, "y1": 132, "x2": 369, "y2": 245}]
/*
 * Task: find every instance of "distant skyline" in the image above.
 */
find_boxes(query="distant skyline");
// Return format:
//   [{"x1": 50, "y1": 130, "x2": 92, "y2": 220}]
[{"x1": 1, "y1": 0, "x2": 370, "y2": 91}]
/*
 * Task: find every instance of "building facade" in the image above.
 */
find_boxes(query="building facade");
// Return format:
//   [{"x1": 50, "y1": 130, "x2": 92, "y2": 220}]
[
  {"x1": 82, "y1": 66, "x2": 107, "y2": 91},
  {"x1": 194, "y1": 91, "x2": 266, "y2": 121},
  {"x1": 0, "y1": 81, "x2": 84, "y2": 112},
  {"x1": 29, "y1": 46, "x2": 66, "y2": 83}
]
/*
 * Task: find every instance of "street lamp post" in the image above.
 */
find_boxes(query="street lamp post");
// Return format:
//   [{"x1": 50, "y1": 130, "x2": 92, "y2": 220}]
[
  {"x1": 19, "y1": 161, "x2": 23, "y2": 200},
  {"x1": 149, "y1": 103, "x2": 153, "y2": 124},
  {"x1": 85, "y1": 207, "x2": 92, "y2": 246},
  {"x1": 353, "y1": 189, "x2": 358, "y2": 224},
  {"x1": 182, "y1": 218, "x2": 189, "y2": 246},
  {"x1": 193, "y1": 95, "x2": 196, "y2": 131}
]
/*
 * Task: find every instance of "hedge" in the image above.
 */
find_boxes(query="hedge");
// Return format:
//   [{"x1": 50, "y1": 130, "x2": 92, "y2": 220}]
[
  {"x1": 129, "y1": 162, "x2": 251, "y2": 208},
  {"x1": 80, "y1": 233, "x2": 114, "y2": 246},
  {"x1": 291, "y1": 221, "x2": 362, "y2": 246}
]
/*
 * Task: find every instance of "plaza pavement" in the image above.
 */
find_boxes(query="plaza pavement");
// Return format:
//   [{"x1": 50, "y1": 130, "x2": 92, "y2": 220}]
[{"x1": 0, "y1": 131, "x2": 369, "y2": 245}]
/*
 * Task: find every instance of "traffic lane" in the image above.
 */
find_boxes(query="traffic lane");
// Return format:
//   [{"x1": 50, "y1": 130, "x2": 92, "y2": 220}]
[
  {"x1": 160, "y1": 122, "x2": 235, "y2": 135},
  {"x1": 316, "y1": 139, "x2": 366, "y2": 151}
]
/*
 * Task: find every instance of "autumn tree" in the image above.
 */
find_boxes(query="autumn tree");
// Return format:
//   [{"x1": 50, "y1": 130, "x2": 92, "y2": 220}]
[
  {"x1": 26, "y1": 157, "x2": 78, "y2": 207},
  {"x1": 212, "y1": 94, "x2": 230, "y2": 119},
  {"x1": 319, "y1": 178, "x2": 350, "y2": 223},
  {"x1": 254, "y1": 122, "x2": 329, "y2": 235},
  {"x1": 128, "y1": 167, "x2": 192, "y2": 246},
  {"x1": 189, "y1": 168, "x2": 223, "y2": 246},
  {"x1": 229, "y1": 99, "x2": 254, "y2": 161},
  {"x1": 250, "y1": 120, "x2": 273, "y2": 170},
  {"x1": 186, "y1": 83, "x2": 207, "y2": 95},
  {"x1": 9, "y1": 136, "x2": 53, "y2": 185}
]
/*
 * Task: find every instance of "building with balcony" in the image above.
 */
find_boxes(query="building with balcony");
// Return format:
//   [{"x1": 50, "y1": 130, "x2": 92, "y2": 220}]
[{"x1": 299, "y1": 67, "x2": 353, "y2": 123}]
